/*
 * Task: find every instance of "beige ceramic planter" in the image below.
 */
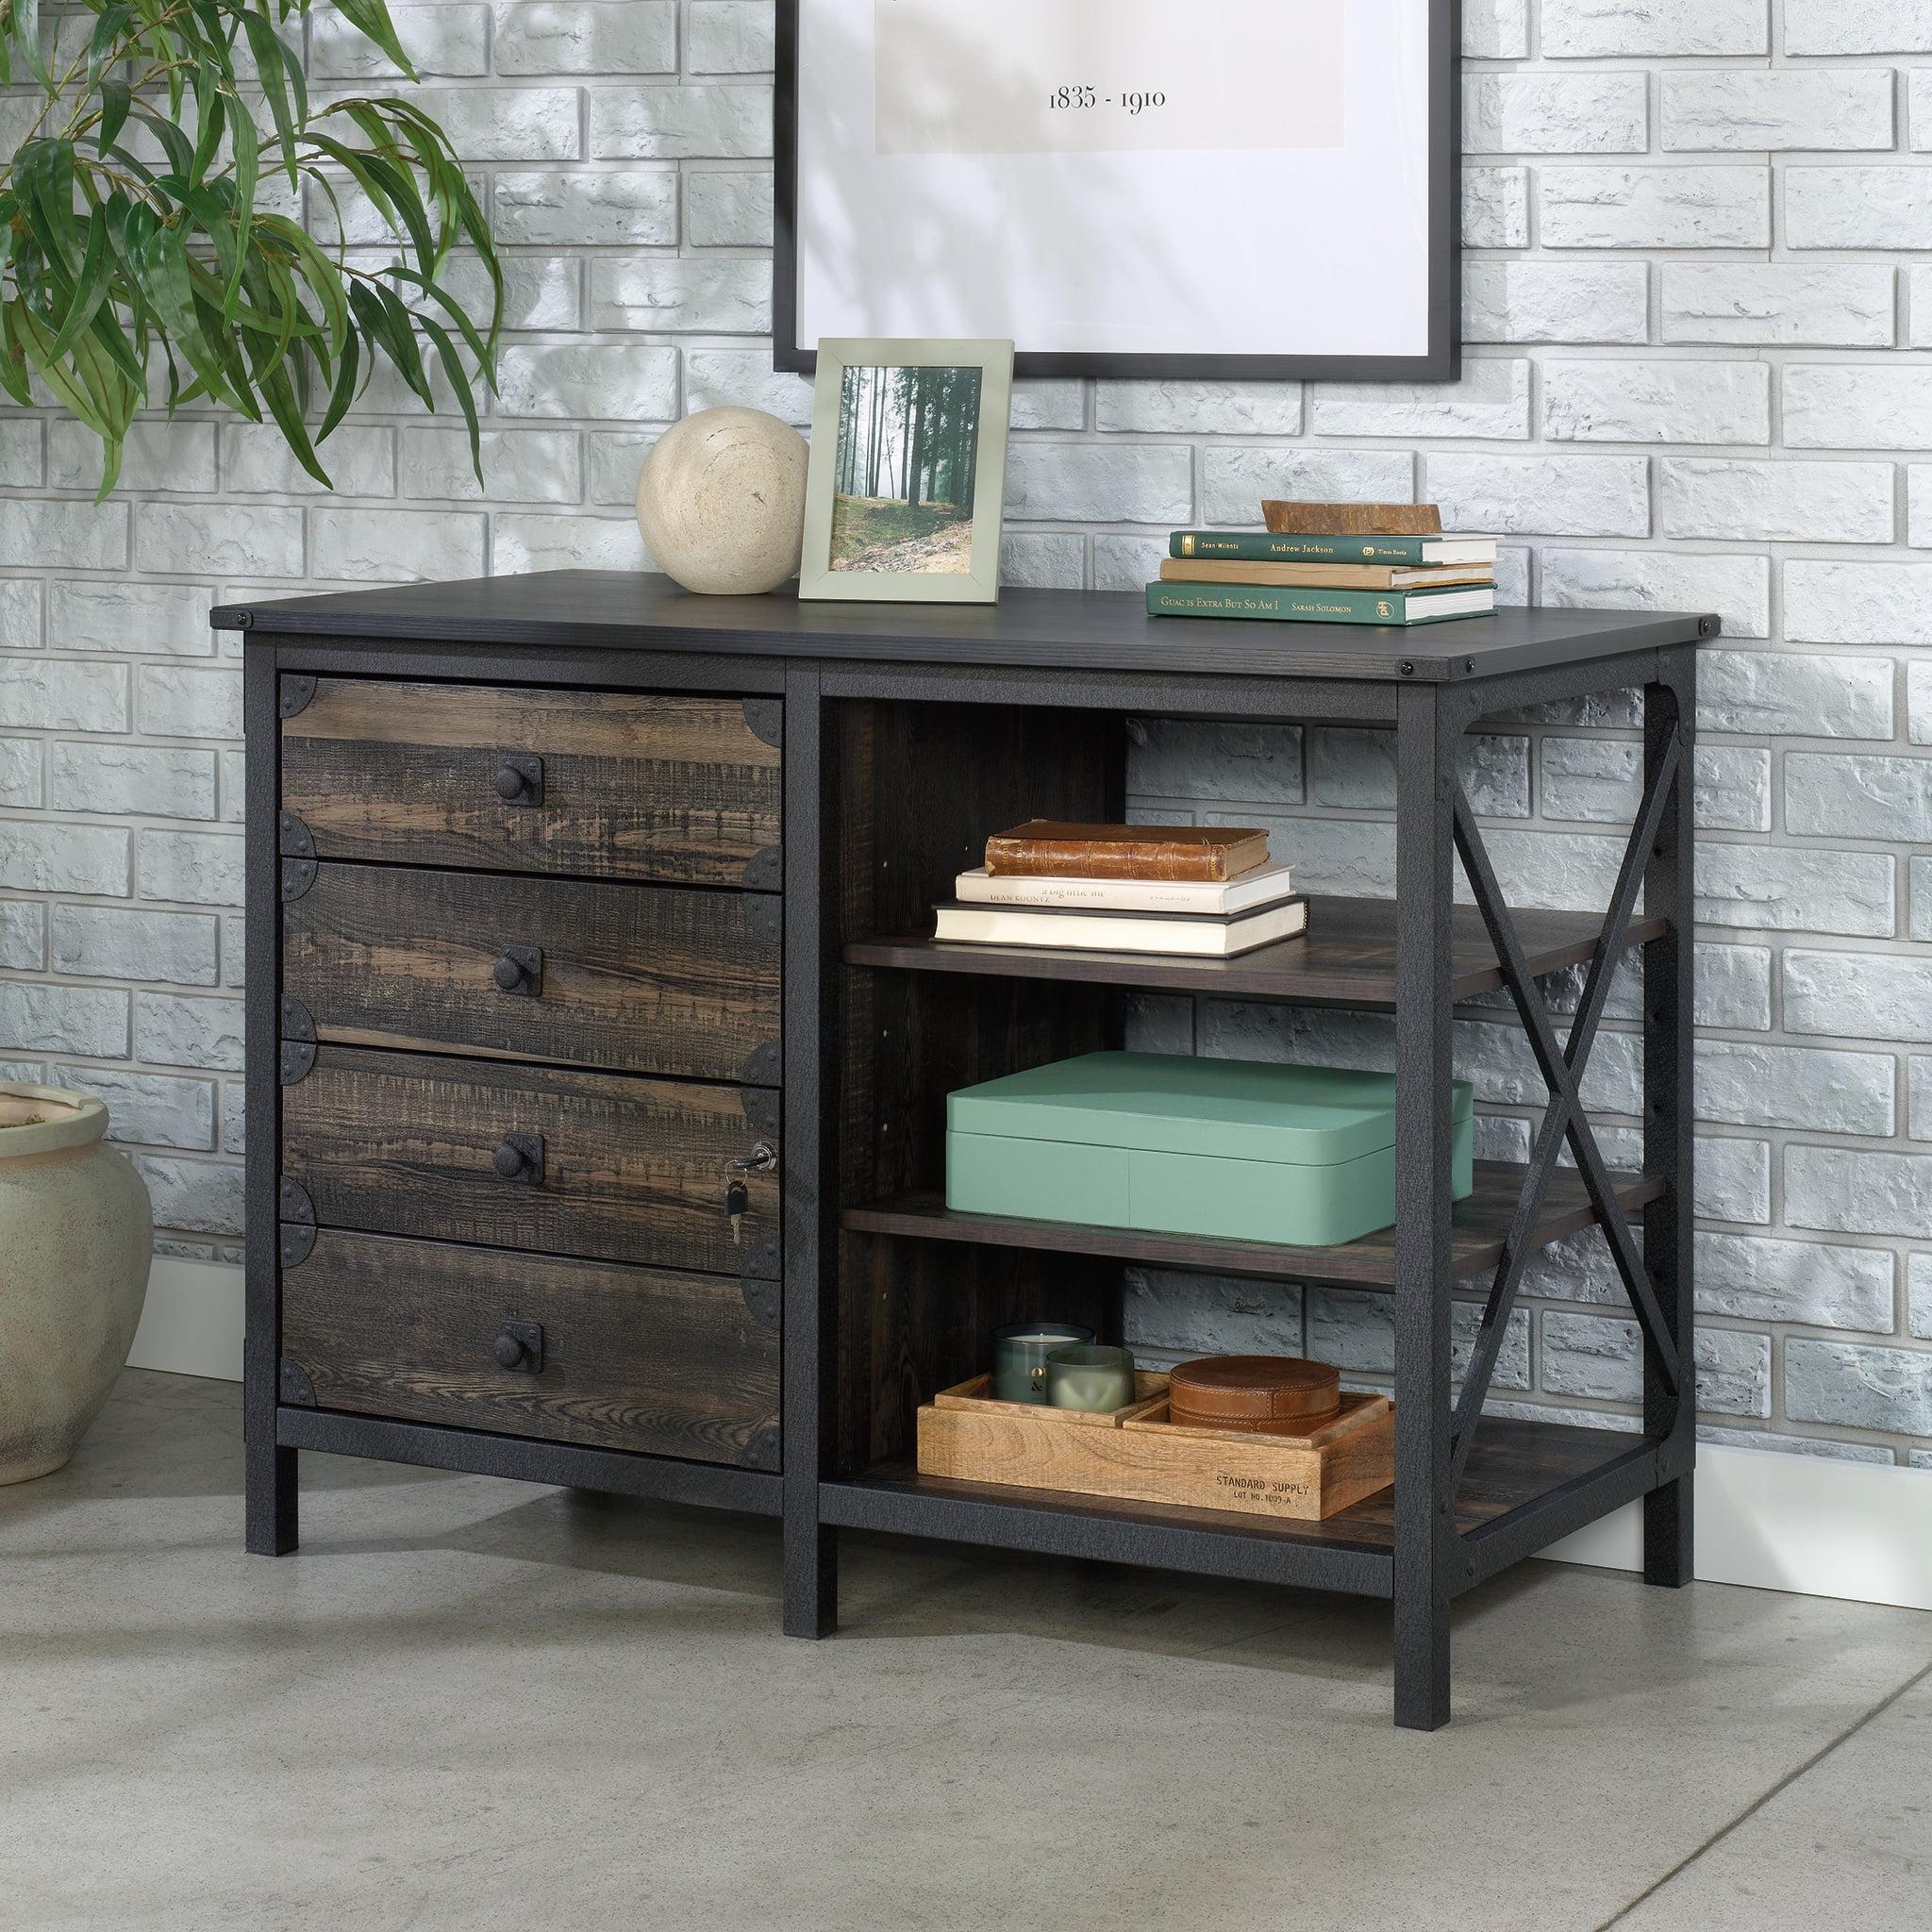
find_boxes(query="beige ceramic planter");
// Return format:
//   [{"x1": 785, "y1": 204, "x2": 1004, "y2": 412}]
[{"x1": 0, "y1": 1086, "x2": 153, "y2": 1483}]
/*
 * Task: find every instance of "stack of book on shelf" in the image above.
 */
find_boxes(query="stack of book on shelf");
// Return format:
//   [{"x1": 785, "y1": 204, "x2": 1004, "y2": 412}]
[
  {"x1": 1146, "y1": 500, "x2": 1497, "y2": 627},
  {"x1": 933, "y1": 822, "x2": 1307, "y2": 959}
]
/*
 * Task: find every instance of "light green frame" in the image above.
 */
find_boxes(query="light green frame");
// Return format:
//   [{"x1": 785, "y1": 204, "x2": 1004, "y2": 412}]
[{"x1": 799, "y1": 336, "x2": 1014, "y2": 605}]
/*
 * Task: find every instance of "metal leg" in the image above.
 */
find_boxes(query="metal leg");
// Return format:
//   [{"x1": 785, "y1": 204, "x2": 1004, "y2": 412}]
[
  {"x1": 782, "y1": 662, "x2": 839, "y2": 1637},
  {"x1": 244, "y1": 647, "x2": 297, "y2": 1557},
  {"x1": 1392, "y1": 683, "x2": 1457, "y2": 1731},
  {"x1": 1643, "y1": 650, "x2": 1697, "y2": 1587}
]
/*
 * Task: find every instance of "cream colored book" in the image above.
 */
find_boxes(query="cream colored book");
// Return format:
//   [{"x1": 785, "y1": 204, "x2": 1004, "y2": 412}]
[
  {"x1": 952, "y1": 859, "x2": 1296, "y2": 914},
  {"x1": 932, "y1": 895, "x2": 1309, "y2": 959}
]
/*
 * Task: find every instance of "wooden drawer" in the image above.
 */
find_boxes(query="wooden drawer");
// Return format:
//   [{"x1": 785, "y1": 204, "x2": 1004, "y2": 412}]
[
  {"x1": 278, "y1": 1230, "x2": 779, "y2": 1469},
  {"x1": 279, "y1": 678, "x2": 781, "y2": 887},
  {"x1": 283, "y1": 863, "x2": 781, "y2": 1085},
  {"x1": 281, "y1": 1046, "x2": 779, "y2": 1278}
]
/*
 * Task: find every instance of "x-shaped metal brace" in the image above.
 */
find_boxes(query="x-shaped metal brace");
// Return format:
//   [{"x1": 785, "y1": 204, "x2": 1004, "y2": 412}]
[{"x1": 1446, "y1": 725, "x2": 1688, "y2": 1486}]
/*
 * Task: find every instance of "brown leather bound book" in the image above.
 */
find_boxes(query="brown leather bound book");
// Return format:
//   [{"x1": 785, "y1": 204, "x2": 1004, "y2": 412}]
[
  {"x1": 1261, "y1": 500, "x2": 1443, "y2": 536},
  {"x1": 983, "y1": 821, "x2": 1271, "y2": 882}
]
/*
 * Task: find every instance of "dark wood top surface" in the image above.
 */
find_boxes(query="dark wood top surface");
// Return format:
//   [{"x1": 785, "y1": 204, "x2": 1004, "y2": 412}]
[{"x1": 214, "y1": 571, "x2": 1716, "y2": 683}]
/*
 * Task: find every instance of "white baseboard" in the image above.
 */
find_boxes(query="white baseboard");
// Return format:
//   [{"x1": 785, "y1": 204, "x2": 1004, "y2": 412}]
[
  {"x1": 1542, "y1": 1442, "x2": 1932, "y2": 1614},
  {"x1": 128, "y1": 1257, "x2": 243, "y2": 1382},
  {"x1": 125, "y1": 1272, "x2": 1932, "y2": 1613}
]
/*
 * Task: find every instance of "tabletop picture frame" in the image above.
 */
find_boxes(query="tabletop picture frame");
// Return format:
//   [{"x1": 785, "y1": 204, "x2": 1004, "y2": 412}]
[
  {"x1": 774, "y1": 0, "x2": 1458, "y2": 382},
  {"x1": 799, "y1": 337, "x2": 1013, "y2": 605}
]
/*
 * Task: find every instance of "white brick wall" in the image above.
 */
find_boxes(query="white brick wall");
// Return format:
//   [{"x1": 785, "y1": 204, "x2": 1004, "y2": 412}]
[{"x1": 2, "y1": 1, "x2": 1929, "y2": 1466}]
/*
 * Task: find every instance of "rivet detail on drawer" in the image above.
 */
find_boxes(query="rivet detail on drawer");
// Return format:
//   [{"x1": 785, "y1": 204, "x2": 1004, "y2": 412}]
[
  {"x1": 278, "y1": 1175, "x2": 314, "y2": 1226},
  {"x1": 279, "y1": 857, "x2": 317, "y2": 902},
  {"x1": 743, "y1": 1424, "x2": 781, "y2": 1472},
  {"x1": 279, "y1": 1220, "x2": 316, "y2": 1268},
  {"x1": 741, "y1": 1088, "x2": 781, "y2": 1139},
  {"x1": 278, "y1": 675, "x2": 316, "y2": 719},
  {"x1": 278, "y1": 1358, "x2": 317, "y2": 1406},
  {"x1": 279, "y1": 1039, "x2": 316, "y2": 1085},
  {"x1": 741, "y1": 697, "x2": 784, "y2": 748},
  {"x1": 741, "y1": 1040, "x2": 782, "y2": 1088},
  {"x1": 277, "y1": 809, "x2": 316, "y2": 859},
  {"x1": 743, "y1": 844, "x2": 782, "y2": 892},
  {"x1": 741, "y1": 1275, "x2": 780, "y2": 1326}
]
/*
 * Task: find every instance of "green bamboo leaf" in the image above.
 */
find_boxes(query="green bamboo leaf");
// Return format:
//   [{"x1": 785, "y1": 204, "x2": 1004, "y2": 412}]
[
  {"x1": 15, "y1": 142, "x2": 78, "y2": 277},
  {"x1": 97, "y1": 77, "x2": 133, "y2": 152},
  {"x1": 417, "y1": 313, "x2": 481, "y2": 483},
  {"x1": 258, "y1": 359, "x2": 330, "y2": 486},
  {"x1": 254, "y1": 211, "x2": 350, "y2": 351},
  {"x1": 85, "y1": 5, "x2": 135, "y2": 86},
  {"x1": 387, "y1": 262, "x2": 491, "y2": 391},
  {"x1": 46, "y1": 206, "x2": 112, "y2": 361},
  {"x1": 225, "y1": 90, "x2": 259, "y2": 320},
  {"x1": 317, "y1": 323, "x2": 360, "y2": 441},
  {"x1": 238, "y1": 10, "x2": 300, "y2": 190},
  {"x1": 327, "y1": 0, "x2": 415, "y2": 79}
]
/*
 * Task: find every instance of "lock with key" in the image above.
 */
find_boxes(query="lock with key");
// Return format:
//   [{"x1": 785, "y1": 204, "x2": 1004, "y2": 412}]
[{"x1": 723, "y1": 1140, "x2": 777, "y2": 1245}]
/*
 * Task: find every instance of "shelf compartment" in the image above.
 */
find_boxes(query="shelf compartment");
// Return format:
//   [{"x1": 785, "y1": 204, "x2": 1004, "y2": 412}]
[
  {"x1": 842, "y1": 1161, "x2": 1662, "y2": 1288},
  {"x1": 843, "y1": 894, "x2": 1669, "y2": 1008},
  {"x1": 821, "y1": 1417, "x2": 1655, "y2": 1599}
]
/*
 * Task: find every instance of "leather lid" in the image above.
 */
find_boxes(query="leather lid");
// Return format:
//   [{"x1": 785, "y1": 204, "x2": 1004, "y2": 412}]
[{"x1": 1168, "y1": 1355, "x2": 1341, "y2": 1424}]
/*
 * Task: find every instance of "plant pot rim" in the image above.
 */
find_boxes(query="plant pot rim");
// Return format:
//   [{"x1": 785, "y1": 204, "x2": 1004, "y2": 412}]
[{"x1": 0, "y1": 1084, "x2": 108, "y2": 1158}]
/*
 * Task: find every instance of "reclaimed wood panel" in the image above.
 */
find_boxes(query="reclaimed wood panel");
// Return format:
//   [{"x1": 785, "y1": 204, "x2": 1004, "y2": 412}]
[
  {"x1": 281, "y1": 679, "x2": 780, "y2": 884},
  {"x1": 280, "y1": 1229, "x2": 779, "y2": 1467},
  {"x1": 284, "y1": 862, "x2": 780, "y2": 1083},
  {"x1": 282, "y1": 1045, "x2": 779, "y2": 1277}
]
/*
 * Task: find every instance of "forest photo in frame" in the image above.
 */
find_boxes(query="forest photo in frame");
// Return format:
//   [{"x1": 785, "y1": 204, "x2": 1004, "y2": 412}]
[{"x1": 800, "y1": 338, "x2": 1013, "y2": 603}]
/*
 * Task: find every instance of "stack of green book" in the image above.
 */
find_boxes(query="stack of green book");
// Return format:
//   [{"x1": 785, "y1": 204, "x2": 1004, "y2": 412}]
[{"x1": 1147, "y1": 524, "x2": 1499, "y2": 627}]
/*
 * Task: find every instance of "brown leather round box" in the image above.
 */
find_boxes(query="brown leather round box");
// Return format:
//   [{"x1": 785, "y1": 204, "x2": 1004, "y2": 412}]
[{"x1": 1167, "y1": 1356, "x2": 1341, "y2": 1434}]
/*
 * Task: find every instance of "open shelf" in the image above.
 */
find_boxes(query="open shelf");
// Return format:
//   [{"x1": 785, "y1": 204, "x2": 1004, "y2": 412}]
[
  {"x1": 820, "y1": 1417, "x2": 1660, "y2": 1597},
  {"x1": 842, "y1": 1160, "x2": 1662, "y2": 1288},
  {"x1": 843, "y1": 894, "x2": 1668, "y2": 1008}
]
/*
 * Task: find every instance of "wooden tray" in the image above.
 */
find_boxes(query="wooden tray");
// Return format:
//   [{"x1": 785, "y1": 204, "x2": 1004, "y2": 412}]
[{"x1": 917, "y1": 1374, "x2": 1393, "y2": 1521}]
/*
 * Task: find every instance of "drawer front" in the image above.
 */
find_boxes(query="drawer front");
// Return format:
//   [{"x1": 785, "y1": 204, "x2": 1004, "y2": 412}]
[
  {"x1": 281, "y1": 1046, "x2": 779, "y2": 1278},
  {"x1": 283, "y1": 863, "x2": 781, "y2": 1084},
  {"x1": 280, "y1": 678, "x2": 781, "y2": 886},
  {"x1": 279, "y1": 1230, "x2": 779, "y2": 1468}
]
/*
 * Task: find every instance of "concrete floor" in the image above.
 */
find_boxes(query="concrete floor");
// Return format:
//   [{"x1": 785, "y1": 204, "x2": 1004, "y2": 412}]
[{"x1": 5, "y1": 1374, "x2": 1929, "y2": 1932}]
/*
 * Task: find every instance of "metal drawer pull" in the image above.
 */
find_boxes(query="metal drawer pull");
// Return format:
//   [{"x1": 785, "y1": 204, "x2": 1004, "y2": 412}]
[
  {"x1": 494, "y1": 754, "x2": 543, "y2": 806},
  {"x1": 492, "y1": 1320, "x2": 543, "y2": 1374},
  {"x1": 491, "y1": 1131, "x2": 544, "y2": 1183},
  {"x1": 491, "y1": 942, "x2": 542, "y2": 996}
]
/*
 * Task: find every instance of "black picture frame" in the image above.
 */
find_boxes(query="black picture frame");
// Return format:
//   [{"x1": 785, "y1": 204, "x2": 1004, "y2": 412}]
[{"x1": 773, "y1": 0, "x2": 1461, "y2": 384}]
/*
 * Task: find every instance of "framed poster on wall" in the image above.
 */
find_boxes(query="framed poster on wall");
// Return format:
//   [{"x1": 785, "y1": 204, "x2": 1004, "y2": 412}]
[{"x1": 774, "y1": 0, "x2": 1459, "y2": 382}]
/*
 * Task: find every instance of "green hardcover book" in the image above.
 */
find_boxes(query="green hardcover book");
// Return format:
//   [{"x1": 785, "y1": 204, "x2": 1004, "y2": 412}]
[
  {"x1": 1145, "y1": 581, "x2": 1494, "y2": 626},
  {"x1": 1170, "y1": 530, "x2": 1497, "y2": 566}
]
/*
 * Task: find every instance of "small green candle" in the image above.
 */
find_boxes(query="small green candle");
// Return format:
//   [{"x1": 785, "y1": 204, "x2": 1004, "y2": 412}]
[
  {"x1": 1046, "y1": 1344, "x2": 1137, "y2": 1414},
  {"x1": 991, "y1": 1323, "x2": 1095, "y2": 1403}
]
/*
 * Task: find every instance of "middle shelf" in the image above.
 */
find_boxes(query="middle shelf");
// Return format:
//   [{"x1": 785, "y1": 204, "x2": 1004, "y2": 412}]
[
  {"x1": 843, "y1": 892, "x2": 1667, "y2": 1008},
  {"x1": 842, "y1": 1160, "x2": 1662, "y2": 1288}
]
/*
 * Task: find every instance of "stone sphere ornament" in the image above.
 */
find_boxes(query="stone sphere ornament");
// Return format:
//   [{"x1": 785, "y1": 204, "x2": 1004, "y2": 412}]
[{"x1": 634, "y1": 406, "x2": 808, "y2": 595}]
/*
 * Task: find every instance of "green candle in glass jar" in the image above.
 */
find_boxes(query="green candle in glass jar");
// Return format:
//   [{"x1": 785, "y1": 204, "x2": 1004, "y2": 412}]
[
  {"x1": 991, "y1": 1322, "x2": 1096, "y2": 1403},
  {"x1": 1046, "y1": 1343, "x2": 1137, "y2": 1414}
]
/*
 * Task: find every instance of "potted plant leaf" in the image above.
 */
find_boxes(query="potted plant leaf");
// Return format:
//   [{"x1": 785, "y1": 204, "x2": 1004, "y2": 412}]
[{"x1": 0, "y1": 0, "x2": 501, "y2": 491}]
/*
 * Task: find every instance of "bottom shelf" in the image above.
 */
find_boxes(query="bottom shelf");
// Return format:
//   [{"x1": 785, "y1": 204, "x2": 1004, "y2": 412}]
[{"x1": 820, "y1": 1417, "x2": 1662, "y2": 1599}]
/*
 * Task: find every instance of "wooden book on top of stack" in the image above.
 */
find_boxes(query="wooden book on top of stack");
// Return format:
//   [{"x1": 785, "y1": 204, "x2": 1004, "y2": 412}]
[{"x1": 933, "y1": 822, "x2": 1307, "y2": 958}]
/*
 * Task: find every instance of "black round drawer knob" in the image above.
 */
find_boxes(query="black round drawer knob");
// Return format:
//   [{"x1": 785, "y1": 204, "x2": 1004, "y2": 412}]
[
  {"x1": 495, "y1": 763, "x2": 529, "y2": 801},
  {"x1": 492, "y1": 1331, "x2": 526, "y2": 1369},
  {"x1": 492, "y1": 1138, "x2": 529, "y2": 1177},
  {"x1": 493, "y1": 952, "x2": 527, "y2": 991}
]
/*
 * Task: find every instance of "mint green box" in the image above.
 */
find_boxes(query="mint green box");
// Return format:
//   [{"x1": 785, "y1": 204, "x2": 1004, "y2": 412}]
[{"x1": 946, "y1": 1052, "x2": 1474, "y2": 1248}]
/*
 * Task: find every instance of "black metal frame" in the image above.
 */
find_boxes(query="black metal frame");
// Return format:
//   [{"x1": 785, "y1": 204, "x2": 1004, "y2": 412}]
[
  {"x1": 239, "y1": 618, "x2": 1701, "y2": 1732},
  {"x1": 772, "y1": 0, "x2": 1462, "y2": 382}
]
